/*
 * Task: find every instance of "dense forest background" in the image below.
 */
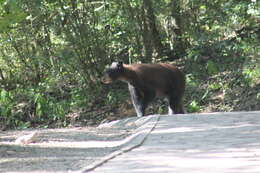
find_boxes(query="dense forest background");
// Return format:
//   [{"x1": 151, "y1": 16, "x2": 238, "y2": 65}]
[{"x1": 0, "y1": 0, "x2": 259, "y2": 129}]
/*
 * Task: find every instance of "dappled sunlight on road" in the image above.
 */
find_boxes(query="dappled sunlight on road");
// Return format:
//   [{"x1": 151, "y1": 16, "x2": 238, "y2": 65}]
[{"x1": 93, "y1": 111, "x2": 260, "y2": 173}]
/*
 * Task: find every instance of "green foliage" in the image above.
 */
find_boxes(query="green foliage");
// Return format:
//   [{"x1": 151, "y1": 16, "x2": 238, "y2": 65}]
[
  {"x1": 0, "y1": 0, "x2": 259, "y2": 128},
  {"x1": 106, "y1": 91, "x2": 118, "y2": 105},
  {"x1": 0, "y1": 89, "x2": 13, "y2": 116},
  {"x1": 208, "y1": 83, "x2": 222, "y2": 91},
  {"x1": 0, "y1": 0, "x2": 26, "y2": 32},
  {"x1": 105, "y1": 89, "x2": 128, "y2": 105},
  {"x1": 243, "y1": 64, "x2": 260, "y2": 86},
  {"x1": 206, "y1": 60, "x2": 219, "y2": 75},
  {"x1": 186, "y1": 74, "x2": 199, "y2": 88},
  {"x1": 187, "y1": 100, "x2": 201, "y2": 113}
]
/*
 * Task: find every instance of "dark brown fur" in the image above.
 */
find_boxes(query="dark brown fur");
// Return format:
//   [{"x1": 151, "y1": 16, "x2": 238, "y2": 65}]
[{"x1": 102, "y1": 62, "x2": 185, "y2": 117}]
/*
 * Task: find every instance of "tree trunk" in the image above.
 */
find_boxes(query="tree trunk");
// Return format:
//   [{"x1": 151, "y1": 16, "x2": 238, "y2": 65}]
[
  {"x1": 141, "y1": 0, "x2": 164, "y2": 60},
  {"x1": 171, "y1": 0, "x2": 188, "y2": 57},
  {"x1": 140, "y1": 3, "x2": 153, "y2": 61}
]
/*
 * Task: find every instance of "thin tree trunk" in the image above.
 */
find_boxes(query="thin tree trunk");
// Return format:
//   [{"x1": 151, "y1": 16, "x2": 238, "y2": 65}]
[
  {"x1": 143, "y1": 0, "x2": 164, "y2": 57},
  {"x1": 141, "y1": 3, "x2": 153, "y2": 61},
  {"x1": 171, "y1": 0, "x2": 188, "y2": 57}
]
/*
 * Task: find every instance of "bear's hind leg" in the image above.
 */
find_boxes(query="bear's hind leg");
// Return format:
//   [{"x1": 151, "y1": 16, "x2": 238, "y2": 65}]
[
  {"x1": 168, "y1": 95, "x2": 184, "y2": 114},
  {"x1": 168, "y1": 106, "x2": 174, "y2": 115}
]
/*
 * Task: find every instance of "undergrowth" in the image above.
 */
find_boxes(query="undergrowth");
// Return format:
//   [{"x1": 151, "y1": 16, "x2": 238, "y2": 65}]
[{"x1": 1, "y1": 38, "x2": 259, "y2": 130}]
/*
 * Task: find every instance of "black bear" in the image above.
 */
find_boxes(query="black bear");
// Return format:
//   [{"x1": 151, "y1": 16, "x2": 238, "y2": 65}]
[{"x1": 101, "y1": 62, "x2": 185, "y2": 117}]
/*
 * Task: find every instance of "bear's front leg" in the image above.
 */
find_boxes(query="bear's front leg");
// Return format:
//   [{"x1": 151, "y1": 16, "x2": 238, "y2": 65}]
[{"x1": 128, "y1": 84, "x2": 147, "y2": 117}]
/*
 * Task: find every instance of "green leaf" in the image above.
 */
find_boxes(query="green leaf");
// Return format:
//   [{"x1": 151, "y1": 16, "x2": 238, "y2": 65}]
[
  {"x1": 0, "y1": 0, "x2": 26, "y2": 33},
  {"x1": 207, "y1": 60, "x2": 218, "y2": 75}
]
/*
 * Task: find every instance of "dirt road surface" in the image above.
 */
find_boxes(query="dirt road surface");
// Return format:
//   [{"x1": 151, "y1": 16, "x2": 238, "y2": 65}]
[{"x1": 1, "y1": 111, "x2": 260, "y2": 173}]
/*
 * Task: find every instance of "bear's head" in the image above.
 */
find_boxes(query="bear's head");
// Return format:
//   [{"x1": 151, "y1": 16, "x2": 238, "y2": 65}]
[{"x1": 101, "y1": 61, "x2": 125, "y2": 84}]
